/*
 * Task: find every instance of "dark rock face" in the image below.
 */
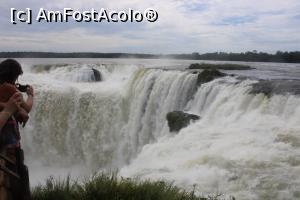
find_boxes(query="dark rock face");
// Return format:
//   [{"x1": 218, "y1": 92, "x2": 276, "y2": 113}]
[
  {"x1": 250, "y1": 79, "x2": 300, "y2": 96},
  {"x1": 92, "y1": 68, "x2": 102, "y2": 82},
  {"x1": 197, "y1": 69, "x2": 226, "y2": 86},
  {"x1": 166, "y1": 111, "x2": 200, "y2": 132},
  {"x1": 188, "y1": 63, "x2": 254, "y2": 70}
]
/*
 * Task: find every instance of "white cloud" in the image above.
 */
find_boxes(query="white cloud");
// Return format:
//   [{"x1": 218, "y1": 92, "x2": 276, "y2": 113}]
[
  {"x1": 0, "y1": 28, "x2": 146, "y2": 52},
  {"x1": 0, "y1": 0, "x2": 300, "y2": 53}
]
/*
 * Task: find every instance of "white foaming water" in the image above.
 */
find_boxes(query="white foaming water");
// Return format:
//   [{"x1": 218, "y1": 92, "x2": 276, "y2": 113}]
[
  {"x1": 16, "y1": 59, "x2": 300, "y2": 199},
  {"x1": 120, "y1": 79, "x2": 300, "y2": 199},
  {"x1": 20, "y1": 61, "x2": 198, "y2": 184}
]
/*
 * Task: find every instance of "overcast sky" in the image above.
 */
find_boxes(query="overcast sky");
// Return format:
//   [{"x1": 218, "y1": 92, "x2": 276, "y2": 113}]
[{"x1": 1, "y1": 0, "x2": 300, "y2": 53}]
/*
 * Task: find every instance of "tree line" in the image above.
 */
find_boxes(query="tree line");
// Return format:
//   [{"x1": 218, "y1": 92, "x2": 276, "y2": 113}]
[{"x1": 0, "y1": 51, "x2": 300, "y2": 63}]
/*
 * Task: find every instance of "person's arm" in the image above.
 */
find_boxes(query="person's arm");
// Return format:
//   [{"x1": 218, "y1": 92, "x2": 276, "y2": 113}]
[
  {"x1": 0, "y1": 93, "x2": 22, "y2": 131},
  {"x1": 15, "y1": 107, "x2": 29, "y2": 127},
  {"x1": 0, "y1": 102, "x2": 5, "y2": 110},
  {"x1": 0, "y1": 111, "x2": 12, "y2": 130},
  {"x1": 21, "y1": 85, "x2": 34, "y2": 113}
]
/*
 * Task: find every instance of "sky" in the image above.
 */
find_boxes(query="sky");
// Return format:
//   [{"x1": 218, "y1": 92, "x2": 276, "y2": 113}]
[{"x1": 0, "y1": 0, "x2": 300, "y2": 54}]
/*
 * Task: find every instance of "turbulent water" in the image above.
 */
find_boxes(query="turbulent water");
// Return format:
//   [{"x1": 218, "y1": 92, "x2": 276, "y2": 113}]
[{"x1": 8, "y1": 58, "x2": 300, "y2": 199}]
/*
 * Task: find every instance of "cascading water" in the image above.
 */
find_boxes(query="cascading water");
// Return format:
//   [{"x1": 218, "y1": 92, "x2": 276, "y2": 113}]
[
  {"x1": 18, "y1": 59, "x2": 300, "y2": 200},
  {"x1": 121, "y1": 79, "x2": 300, "y2": 199},
  {"x1": 21, "y1": 62, "x2": 198, "y2": 174}
]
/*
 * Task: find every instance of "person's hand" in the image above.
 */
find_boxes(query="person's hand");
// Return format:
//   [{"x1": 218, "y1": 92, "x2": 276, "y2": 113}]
[
  {"x1": 0, "y1": 102, "x2": 5, "y2": 110},
  {"x1": 3, "y1": 92, "x2": 23, "y2": 114},
  {"x1": 26, "y1": 85, "x2": 34, "y2": 97},
  {"x1": 15, "y1": 109, "x2": 29, "y2": 127}
]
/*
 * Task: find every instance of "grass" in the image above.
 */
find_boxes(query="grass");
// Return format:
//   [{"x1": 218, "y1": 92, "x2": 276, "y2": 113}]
[
  {"x1": 188, "y1": 63, "x2": 253, "y2": 70},
  {"x1": 31, "y1": 173, "x2": 223, "y2": 200}
]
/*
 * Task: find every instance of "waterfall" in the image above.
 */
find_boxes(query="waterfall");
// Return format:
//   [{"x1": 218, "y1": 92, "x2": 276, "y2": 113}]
[
  {"x1": 22, "y1": 66, "x2": 197, "y2": 170},
  {"x1": 121, "y1": 78, "x2": 300, "y2": 200},
  {"x1": 19, "y1": 62, "x2": 300, "y2": 199}
]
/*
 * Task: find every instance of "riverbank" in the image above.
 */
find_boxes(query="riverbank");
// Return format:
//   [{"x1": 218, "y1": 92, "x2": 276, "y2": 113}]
[{"x1": 31, "y1": 173, "x2": 223, "y2": 200}]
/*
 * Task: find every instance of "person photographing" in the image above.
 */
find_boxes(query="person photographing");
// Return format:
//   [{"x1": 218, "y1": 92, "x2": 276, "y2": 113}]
[
  {"x1": 0, "y1": 93, "x2": 23, "y2": 132},
  {"x1": 0, "y1": 59, "x2": 34, "y2": 200}
]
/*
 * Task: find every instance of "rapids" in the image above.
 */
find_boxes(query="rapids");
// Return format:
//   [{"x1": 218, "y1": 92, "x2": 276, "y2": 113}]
[{"x1": 14, "y1": 58, "x2": 300, "y2": 200}]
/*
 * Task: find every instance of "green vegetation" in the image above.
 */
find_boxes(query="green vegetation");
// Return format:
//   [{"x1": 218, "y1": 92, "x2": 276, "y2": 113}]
[
  {"x1": 1, "y1": 50, "x2": 300, "y2": 63},
  {"x1": 196, "y1": 69, "x2": 226, "y2": 86},
  {"x1": 188, "y1": 63, "x2": 253, "y2": 70},
  {"x1": 31, "y1": 173, "x2": 222, "y2": 200}
]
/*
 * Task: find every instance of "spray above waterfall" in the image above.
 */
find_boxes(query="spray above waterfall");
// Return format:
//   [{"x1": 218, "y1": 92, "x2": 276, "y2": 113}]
[{"x1": 17, "y1": 58, "x2": 300, "y2": 199}]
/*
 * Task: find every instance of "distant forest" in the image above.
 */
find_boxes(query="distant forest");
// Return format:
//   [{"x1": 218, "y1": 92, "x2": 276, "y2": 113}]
[{"x1": 1, "y1": 51, "x2": 300, "y2": 63}]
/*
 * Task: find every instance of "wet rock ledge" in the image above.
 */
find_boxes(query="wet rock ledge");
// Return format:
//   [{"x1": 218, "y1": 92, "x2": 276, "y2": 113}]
[
  {"x1": 166, "y1": 111, "x2": 200, "y2": 132},
  {"x1": 196, "y1": 69, "x2": 226, "y2": 86},
  {"x1": 188, "y1": 63, "x2": 254, "y2": 70},
  {"x1": 250, "y1": 79, "x2": 300, "y2": 96}
]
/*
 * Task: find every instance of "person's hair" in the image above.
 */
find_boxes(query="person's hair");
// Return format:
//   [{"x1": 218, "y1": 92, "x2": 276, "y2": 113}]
[{"x1": 0, "y1": 59, "x2": 23, "y2": 84}]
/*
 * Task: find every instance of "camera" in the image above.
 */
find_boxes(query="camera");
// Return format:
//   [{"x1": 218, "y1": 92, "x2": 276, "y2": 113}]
[{"x1": 16, "y1": 83, "x2": 29, "y2": 93}]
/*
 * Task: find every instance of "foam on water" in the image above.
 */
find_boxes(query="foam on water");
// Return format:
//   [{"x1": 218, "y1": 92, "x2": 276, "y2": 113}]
[
  {"x1": 120, "y1": 79, "x2": 300, "y2": 199},
  {"x1": 21, "y1": 64, "x2": 197, "y2": 181},
  {"x1": 16, "y1": 60, "x2": 300, "y2": 199}
]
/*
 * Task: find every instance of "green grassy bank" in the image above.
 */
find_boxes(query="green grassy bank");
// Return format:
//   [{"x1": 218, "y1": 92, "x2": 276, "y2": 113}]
[{"x1": 31, "y1": 173, "x2": 223, "y2": 200}]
